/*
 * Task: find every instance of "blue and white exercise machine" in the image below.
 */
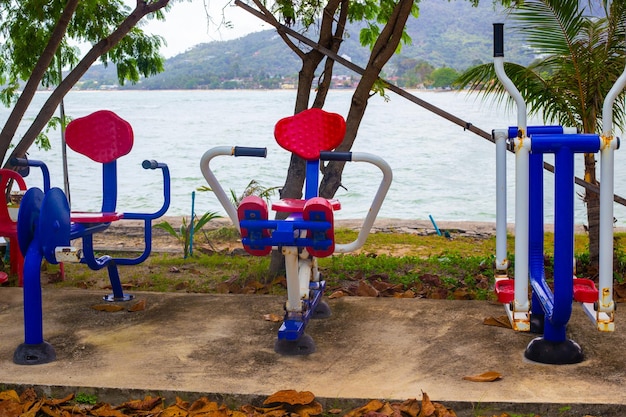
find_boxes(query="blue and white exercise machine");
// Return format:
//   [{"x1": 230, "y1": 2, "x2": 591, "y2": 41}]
[
  {"x1": 491, "y1": 24, "x2": 624, "y2": 364},
  {"x1": 12, "y1": 110, "x2": 170, "y2": 365},
  {"x1": 200, "y1": 108, "x2": 392, "y2": 355}
]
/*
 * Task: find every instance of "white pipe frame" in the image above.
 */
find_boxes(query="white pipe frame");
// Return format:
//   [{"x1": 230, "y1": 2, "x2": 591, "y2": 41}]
[
  {"x1": 594, "y1": 65, "x2": 626, "y2": 322},
  {"x1": 200, "y1": 146, "x2": 243, "y2": 231},
  {"x1": 200, "y1": 148, "x2": 393, "y2": 255},
  {"x1": 494, "y1": 55, "x2": 530, "y2": 316},
  {"x1": 334, "y1": 152, "x2": 393, "y2": 253},
  {"x1": 493, "y1": 129, "x2": 509, "y2": 274}
]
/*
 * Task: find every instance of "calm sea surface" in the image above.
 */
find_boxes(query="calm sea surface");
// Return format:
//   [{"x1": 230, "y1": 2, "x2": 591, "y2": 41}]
[{"x1": 3, "y1": 89, "x2": 626, "y2": 226}]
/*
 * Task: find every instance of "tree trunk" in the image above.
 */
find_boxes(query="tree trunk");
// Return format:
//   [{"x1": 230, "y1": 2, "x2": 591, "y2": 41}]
[
  {"x1": 584, "y1": 152, "x2": 600, "y2": 273},
  {"x1": 267, "y1": 0, "x2": 346, "y2": 277},
  {"x1": 3, "y1": 0, "x2": 171, "y2": 167},
  {"x1": 320, "y1": 0, "x2": 414, "y2": 198},
  {"x1": 0, "y1": 0, "x2": 80, "y2": 165}
]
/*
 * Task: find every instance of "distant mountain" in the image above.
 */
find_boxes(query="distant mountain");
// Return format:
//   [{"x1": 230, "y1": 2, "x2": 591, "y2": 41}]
[{"x1": 80, "y1": 0, "x2": 533, "y2": 90}]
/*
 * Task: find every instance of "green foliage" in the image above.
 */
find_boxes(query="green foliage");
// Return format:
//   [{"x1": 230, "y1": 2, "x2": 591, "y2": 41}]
[
  {"x1": 430, "y1": 67, "x2": 460, "y2": 88},
  {"x1": 74, "y1": 392, "x2": 98, "y2": 405},
  {"x1": 0, "y1": 0, "x2": 167, "y2": 105},
  {"x1": 456, "y1": 0, "x2": 626, "y2": 133},
  {"x1": 155, "y1": 211, "x2": 222, "y2": 258}
]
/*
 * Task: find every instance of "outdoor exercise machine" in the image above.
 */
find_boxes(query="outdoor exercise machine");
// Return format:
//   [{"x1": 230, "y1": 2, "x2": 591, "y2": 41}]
[
  {"x1": 201, "y1": 108, "x2": 392, "y2": 355},
  {"x1": 12, "y1": 110, "x2": 171, "y2": 365},
  {"x1": 491, "y1": 24, "x2": 623, "y2": 364}
]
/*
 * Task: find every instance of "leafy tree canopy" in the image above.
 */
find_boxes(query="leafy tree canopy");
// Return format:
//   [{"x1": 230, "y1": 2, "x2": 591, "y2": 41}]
[{"x1": 0, "y1": 0, "x2": 170, "y2": 106}]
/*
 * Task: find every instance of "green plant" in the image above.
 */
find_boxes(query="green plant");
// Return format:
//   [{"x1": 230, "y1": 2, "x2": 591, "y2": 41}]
[
  {"x1": 74, "y1": 392, "x2": 98, "y2": 405},
  {"x1": 198, "y1": 179, "x2": 279, "y2": 206},
  {"x1": 154, "y1": 211, "x2": 222, "y2": 258}
]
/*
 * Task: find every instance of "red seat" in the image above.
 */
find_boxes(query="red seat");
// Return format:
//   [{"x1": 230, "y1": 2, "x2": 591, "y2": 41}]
[
  {"x1": 0, "y1": 169, "x2": 27, "y2": 285},
  {"x1": 272, "y1": 198, "x2": 341, "y2": 213}
]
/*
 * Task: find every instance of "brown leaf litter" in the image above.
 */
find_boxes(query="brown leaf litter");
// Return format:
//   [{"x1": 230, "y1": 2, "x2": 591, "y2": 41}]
[{"x1": 0, "y1": 388, "x2": 466, "y2": 417}]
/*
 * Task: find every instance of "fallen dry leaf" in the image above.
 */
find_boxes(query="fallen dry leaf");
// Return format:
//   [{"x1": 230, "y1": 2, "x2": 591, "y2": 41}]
[
  {"x1": 482, "y1": 316, "x2": 512, "y2": 329},
  {"x1": 356, "y1": 280, "x2": 379, "y2": 297},
  {"x1": 128, "y1": 299, "x2": 146, "y2": 312},
  {"x1": 160, "y1": 404, "x2": 189, "y2": 417},
  {"x1": 0, "y1": 390, "x2": 20, "y2": 402},
  {"x1": 90, "y1": 403, "x2": 128, "y2": 417},
  {"x1": 328, "y1": 290, "x2": 347, "y2": 299},
  {"x1": 417, "y1": 392, "x2": 434, "y2": 417},
  {"x1": 293, "y1": 401, "x2": 323, "y2": 417},
  {"x1": 462, "y1": 371, "x2": 503, "y2": 382},
  {"x1": 396, "y1": 398, "x2": 420, "y2": 417},
  {"x1": 0, "y1": 401, "x2": 23, "y2": 417},
  {"x1": 263, "y1": 390, "x2": 315, "y2": 406},
  {"x1": 119, "y1": 395, "x2": 162, "y2": 411},
  {"x1": 42, "y1": 393, "x2": 74, "y2": 408},
  {"x1": 0, "y1": 388, "x2": 463, "y2": 417},
  {"x1": 263, "y1": 313, "x2": 282, "y2": 322},
  {"x1": 344, "y1": 399, "x2": 385, "y2": 417}
]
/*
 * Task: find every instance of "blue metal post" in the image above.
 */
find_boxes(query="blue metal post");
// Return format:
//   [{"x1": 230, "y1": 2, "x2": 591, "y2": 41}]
[{"x1": 189, "y1": 191, "x2": 195, "y2": 257}]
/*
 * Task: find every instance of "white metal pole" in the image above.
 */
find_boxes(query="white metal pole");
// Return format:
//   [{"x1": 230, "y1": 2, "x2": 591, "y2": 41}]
[
  {"x1": 494, "y1": 129, "x2": 508, "y2": 273},
  {"x1": 494, "y1": 54, "x2": 529, "y2": 312},
  {"x1": 597, "y1": 64, "x2": 626, "y2": 314}
]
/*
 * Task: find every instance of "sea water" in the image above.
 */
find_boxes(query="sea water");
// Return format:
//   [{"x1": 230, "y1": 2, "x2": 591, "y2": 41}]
[{"x1": 2, "y1": 89, "x2": 626, "y2": 226}]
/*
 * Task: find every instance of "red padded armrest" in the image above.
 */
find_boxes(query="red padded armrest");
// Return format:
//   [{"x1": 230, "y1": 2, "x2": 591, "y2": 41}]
[{"x1": 71, "y1": 212, "x2": 124, "y2": 223}]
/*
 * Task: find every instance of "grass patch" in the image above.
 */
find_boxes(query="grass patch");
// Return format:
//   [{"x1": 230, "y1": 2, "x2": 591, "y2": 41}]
[{"x1": 37, "y1": 227, "x2": 626, "y2": 301}]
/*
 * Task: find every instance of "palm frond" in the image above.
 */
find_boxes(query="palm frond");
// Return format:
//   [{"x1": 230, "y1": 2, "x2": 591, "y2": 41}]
[{"x1": 510, "y1": 0, "x2": 585, "y2": 56}]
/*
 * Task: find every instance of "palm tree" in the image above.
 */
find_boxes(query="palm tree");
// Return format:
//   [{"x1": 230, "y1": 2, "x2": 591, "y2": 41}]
[{"x1": 457, "y1": 0, "x2": 626, "y2": 269}]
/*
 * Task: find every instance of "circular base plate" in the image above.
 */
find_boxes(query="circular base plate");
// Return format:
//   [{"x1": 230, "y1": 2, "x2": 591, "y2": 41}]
[
  {"x1": 275, "y1": 333, "x2": 316, "y2": 355},
  {"x1": 103, "y1": 294, "x2": 135, "y2": 302},
  {"x1": 13, "y1": 341, "x2": 56, "y2": 365},
  {"x1": 525, "y1": 337, "x2": 584, "y2": 364},
  {"x1": 311, "y1": 300, "x2": 331, "y2": 319}
]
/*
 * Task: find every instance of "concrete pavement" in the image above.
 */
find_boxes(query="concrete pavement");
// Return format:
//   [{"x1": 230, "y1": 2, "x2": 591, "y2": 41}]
[{"x1": 0, "y1": 287, "x2": 624, "y2": 416}]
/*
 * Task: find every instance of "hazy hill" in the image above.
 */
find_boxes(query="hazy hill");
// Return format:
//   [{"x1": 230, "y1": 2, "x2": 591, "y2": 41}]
[{"x1": 81, "y1": 0, "x2": 532, "y2": 89}]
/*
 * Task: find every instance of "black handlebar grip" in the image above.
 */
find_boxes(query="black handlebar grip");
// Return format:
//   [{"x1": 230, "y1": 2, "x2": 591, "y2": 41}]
[
  {"x1": 320, "y1": 151, "x2": 352, "y2": 161},
  {"x1": 234, "y1": 146, "x2": 267, "y2": 157},
  {"x1": 9, "y1": 157, "x2": 29, "y2": 167},
  {"x1": 494, "y1": 23, "x2": 504, "y2": 57},
  {"x1": 142, "y1": 160, "x2": 159, "y2": 169}
]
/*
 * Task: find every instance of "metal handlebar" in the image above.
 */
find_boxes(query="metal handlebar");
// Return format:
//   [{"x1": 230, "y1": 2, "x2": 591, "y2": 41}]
[
  {"x1": 234, "y1": 147, "x2": 267, "y2": 157},
  {"x1": 10, "y1": 157, "x2": 51, "y2": 192},
  {"x1": 200, "y1": 146, "x2": 393, "y2": 254},
  {"x1": 200, "y1": 146, "x2": 268, "y2": 228}
]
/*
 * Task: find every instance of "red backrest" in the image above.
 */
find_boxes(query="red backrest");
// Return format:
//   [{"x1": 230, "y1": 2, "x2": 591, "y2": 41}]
[
  {"x1": 274, "y1": 108, "x2": 346, "y2": 160},
  {"x1": 65, "y1": 110, "x2": 134, "y2": 163}
]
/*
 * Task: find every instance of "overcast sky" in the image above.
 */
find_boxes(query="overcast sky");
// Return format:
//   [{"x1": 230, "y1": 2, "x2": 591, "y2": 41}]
[{"x1": 132, "y1": 0, "x2": 269, "y2": 57}]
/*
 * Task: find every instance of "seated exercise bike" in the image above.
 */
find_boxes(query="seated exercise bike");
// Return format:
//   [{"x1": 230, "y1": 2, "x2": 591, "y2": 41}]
[
  {"x1": 200, "y1": 108, "x2": 392, "y2": 355},
  {"x1": 12, "y1": 110, "x2": 170, "y2": 365}
]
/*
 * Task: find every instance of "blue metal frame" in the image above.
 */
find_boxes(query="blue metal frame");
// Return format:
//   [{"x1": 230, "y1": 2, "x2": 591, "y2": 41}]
[
  {"x1": 525, "y1": 133, "x2": 601, "y2": 362},
  {"x1": 239, "y1": 157, "x2": 332, "y2": 345},
  {"x1": 12, "y1": 157, "x2": 170, "y2": 365}
]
